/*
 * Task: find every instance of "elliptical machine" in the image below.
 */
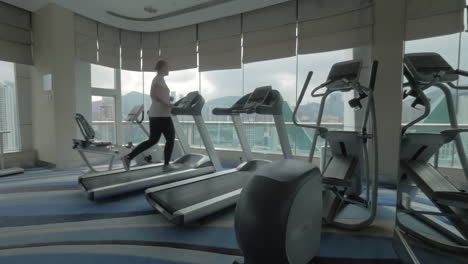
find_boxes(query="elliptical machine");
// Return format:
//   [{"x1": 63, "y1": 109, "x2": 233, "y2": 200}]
[
  {"x1": 233, "y1": 60, "x2": 379, "y2": 264},
  {"x1": 393, "y1": 52, "x2": 468, "y2": 263},
  {"x1": 295, "y1": 60, "x2": 380, "y2": 230}
]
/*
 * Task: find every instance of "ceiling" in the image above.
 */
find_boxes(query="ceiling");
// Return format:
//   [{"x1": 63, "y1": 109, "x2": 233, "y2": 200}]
[{"x1": 2, "y1": 0, "x2": 288, "y2": 32}]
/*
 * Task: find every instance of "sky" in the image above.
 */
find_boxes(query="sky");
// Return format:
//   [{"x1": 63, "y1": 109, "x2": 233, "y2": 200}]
[{"x1": 0, "y1": 61, "x2": 15, "y2": 83}]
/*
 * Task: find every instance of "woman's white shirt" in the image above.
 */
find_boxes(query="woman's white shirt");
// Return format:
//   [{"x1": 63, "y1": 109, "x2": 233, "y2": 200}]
[{"x1": 148, "y1": 75, "x2": 171, "y2": 117}]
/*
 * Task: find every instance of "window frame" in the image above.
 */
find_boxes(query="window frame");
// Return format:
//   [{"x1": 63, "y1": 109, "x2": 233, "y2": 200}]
[
  {"x1": 90, "y1": 67, "x2": 122, "y2": 145},
  {"x1": 0, "y1": 61, "x2": 21, "y2": 153}
]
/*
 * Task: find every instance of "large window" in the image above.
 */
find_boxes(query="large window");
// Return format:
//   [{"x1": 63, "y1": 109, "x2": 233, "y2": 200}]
[
  {"x1": 243, "y1": 57, "x2": 297, "y2": 154},
  {"x1": 0, "y1": 61, "x2": 20, "y2": 152},
  {"x1": 90, "y1": 64, "x2": 117, "y2": 143},
  {"x1": 91, "y1": 96, "x2": 116, "y2": 143},
  {"x1": 84, "y1": 29, "x2": 373, "y2": 161},
  {"x1": 86, "y1": 46, "x2": 366, "y2": 159},
  {"x1": 121, "y1": 70, "x2": 146, "y2": 145},
  {"x1": 404, "y1": 30, "x2": 468, "y2": 168},
  {"x1": 201, "y1": 69, "x2": 243, "y2": 149},
  {"x1": 91, "y1": 64, "x2": 115, "y2": 89},
  {"x1": 144, "y1": 68, "x2": 200, "y2": 145},
  {"x1": 296, "y1": 49, "x2": 354, "y2": 156},
  {"x1": 144, "y1": 68, "x2": 199, "y2": 118}
]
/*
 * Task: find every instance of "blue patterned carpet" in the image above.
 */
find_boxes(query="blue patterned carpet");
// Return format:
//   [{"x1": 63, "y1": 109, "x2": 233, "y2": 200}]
[{"x1": 0, "y1": 166, "x2": 465, "y2": 264}]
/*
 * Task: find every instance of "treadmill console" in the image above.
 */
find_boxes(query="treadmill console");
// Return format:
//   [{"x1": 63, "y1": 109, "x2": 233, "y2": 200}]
[
  {"x1": 243, "y1": 86, "x2": 272, "y2": 111},
  {"x1": 404, "y1": 53, "x2": 458, "y2": 84},
  {"x1": 125, "y1": 104, "x2": 144, "y2": 122},
  {"x1": 326, "y1": 60, "x2": 361, "y2": 90},
  {"x1": 172, "y1": 91, "x2": 205, "y2": 116},
  {"x1": 175, "y1": 91, "x2": 199, "y2": 109}
]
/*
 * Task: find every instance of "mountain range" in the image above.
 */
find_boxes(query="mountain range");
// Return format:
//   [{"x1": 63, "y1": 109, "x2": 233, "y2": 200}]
[{"x1": 113, "y1": 91, "x2": 345, "y2": 122}]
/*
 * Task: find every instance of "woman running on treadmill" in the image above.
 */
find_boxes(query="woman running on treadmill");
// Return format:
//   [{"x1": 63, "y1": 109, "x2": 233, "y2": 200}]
[{"x1": 121, "y1": 60, "x2": 175, "y2": 171}]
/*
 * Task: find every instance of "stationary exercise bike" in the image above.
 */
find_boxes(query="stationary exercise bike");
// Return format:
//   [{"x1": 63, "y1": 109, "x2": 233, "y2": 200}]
[{"x1": 73, "y1": 105, "x2": 167, "y2": 172}]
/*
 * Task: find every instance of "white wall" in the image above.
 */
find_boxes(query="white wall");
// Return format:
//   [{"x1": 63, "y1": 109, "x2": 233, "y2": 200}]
[
  {"x1": 31, "y1": 4, "x2": 57, "y2": 164},
  {"x1": 75, "y1": 61, "x2": 92, "y2": 121},
  {"x1": 31, "y1": 3, "x2": 79, "y2": 169}
]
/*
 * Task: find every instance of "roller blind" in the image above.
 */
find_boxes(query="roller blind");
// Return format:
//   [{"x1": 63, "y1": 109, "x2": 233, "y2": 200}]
[
  {"x1": 405, "y1": 0, "x2": 465, "y2": 40},
  {"x1": 141, "y1": 32, "x2": 159, "y2": 72},
  {"x1": 198, "y1": 15, "x2": 241, "y2": 72},
  {"x1": 298, "y1": 0, "x2": 374, "y2": 54},
  {"x1": 159, "y1": 25, "x2": 197, "y2": 71},
  {"x1": 121, "y1": 30, "x2": 141, "y2": 71},
  {"x1": 0, "y1": 2, "x2": 32, "y2": 65},
  {"x1": 98, "y1": 23, "x2": 120, "y2": 68},
  {"x1": 242, "y1": 1, "x2": 297, "y2": 63},
  {"x1": 75, "y1": 15, "x2": 97, "y2": 63}
]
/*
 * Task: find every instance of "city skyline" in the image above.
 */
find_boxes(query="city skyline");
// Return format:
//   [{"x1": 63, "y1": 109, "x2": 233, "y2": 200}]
[{"x1": 0, "y1": 80, "x2": 20, "y2": 152}]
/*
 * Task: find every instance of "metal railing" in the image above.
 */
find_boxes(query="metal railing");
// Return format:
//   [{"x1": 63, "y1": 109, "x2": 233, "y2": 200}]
[{"x1": 91, "y1": 120, "x2": 468, "y2": 169}]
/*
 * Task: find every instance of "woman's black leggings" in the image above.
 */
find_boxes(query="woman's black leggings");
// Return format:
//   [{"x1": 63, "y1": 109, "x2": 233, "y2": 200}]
[{"x1": 127, "y1": 117, "x2": 175, "y2": 165}]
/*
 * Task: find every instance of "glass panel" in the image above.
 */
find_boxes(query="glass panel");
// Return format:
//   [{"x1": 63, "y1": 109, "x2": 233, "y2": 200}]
[
  {"x1": 403, "y1": 33, "x2": 461, "y2": 169},
  {"x1": 91, "y1": 96, "x2": 116, "y2": 143},
  {"x1": 91, "y1": 64, "x2": 115, "y2": 89},
  {"x1": 121, "y1": 70, "x2": 147, "y2": 145},
  {"x1": 456, "y1": 7, "x2": 468, "y2": 168},
  {"x1": 144, "y1": 68, "x2": 200, "y2": 146},
  {"x1": 165, "y1": 68, "x2": 200, "y2": 104},
  {"x1": 0, "y1": 61, "x2": 20, "y2": 152},
  {"x1": 394, "y1": 12, "x2": 468, "y2": 262},
  {"x1": 143, "y1": 72, "x2": 155, "y2": 122},
  {"x1": 201, "y1": 69, "x2": 243, "y2": 150},
  {"x1": 405, "y1": 34, "x2": 460, "y2": 66},
  {"x1": 243, "y1": 57, "x2": 297, "y2": 154},
  {"x1": 296, "y1": 49, "x2": 354, "y2": 157}
]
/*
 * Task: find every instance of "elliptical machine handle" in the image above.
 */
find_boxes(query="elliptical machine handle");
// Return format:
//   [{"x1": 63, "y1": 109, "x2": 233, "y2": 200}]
[
  {"x1": 368, "y1": 60, "x2": 379, "y2": 92},
  {"x1": 292, "y1": 71, "x2": 329, "y2": 133},
  {"x1": 137, "y1": 108, "x2": 145, "y2": 124},
  {"x1": 293, "y1": 71, "x2": 312, "y2": 128},
  {"x1": 310, "y1": 79, "x2": 335, "y2": 97},
  {"x1": 455, "y1": 69, "x2": 468, "y2": 78},
  {"x1": 401, "y1": 81, "x2": 437, "y2": 135}
]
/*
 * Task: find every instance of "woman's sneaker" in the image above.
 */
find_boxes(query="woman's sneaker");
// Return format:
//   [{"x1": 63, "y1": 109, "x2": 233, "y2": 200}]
[{"x1": 121, "y1": 156, "x2": 131, "y2": 171}]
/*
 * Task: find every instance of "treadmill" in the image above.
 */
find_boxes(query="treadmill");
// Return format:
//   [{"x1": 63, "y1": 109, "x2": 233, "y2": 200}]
[
  {"x1": 145, "y1": 86, "x2": 293, "y2": 225},
  {"x1": 78, "y1": 91, "x2": 222, "y2": 200}
]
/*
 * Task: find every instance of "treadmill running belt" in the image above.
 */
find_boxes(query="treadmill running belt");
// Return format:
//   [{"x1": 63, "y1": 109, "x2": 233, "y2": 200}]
[
  {"x1": 81, "y1": 164, "x2": 190, "y2": 190},
  {"x1": 149, "y1": 171, "x2": 253, "y2": 214}
]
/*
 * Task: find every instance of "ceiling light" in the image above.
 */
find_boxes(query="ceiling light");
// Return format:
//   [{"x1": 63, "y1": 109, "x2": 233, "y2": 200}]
[{"x1": 144, "y1": 6, "x2": 157, "y2": 14}]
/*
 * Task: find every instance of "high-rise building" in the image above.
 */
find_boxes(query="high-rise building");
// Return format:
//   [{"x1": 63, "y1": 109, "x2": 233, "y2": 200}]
[{"x1": 0, "y1": 81, "x2": 20, "y2": 152}]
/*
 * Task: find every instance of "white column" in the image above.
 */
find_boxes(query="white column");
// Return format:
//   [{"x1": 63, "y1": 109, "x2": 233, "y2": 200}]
[
  {"x1": 114, "y1": 69, "x2": 123, "y2": 146},
  {"x1": 353, "y1": 46, "x2": 372, "y2": 131},
  {"x1": 32, "y1": 4, "x2": 78, "y2": 169},
  {"x1": 74, "y1": 61, "x2": 92, "y2": 121},
  {"x1": 371, "y1": 0, "x2": 406, "y2": 184}
]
